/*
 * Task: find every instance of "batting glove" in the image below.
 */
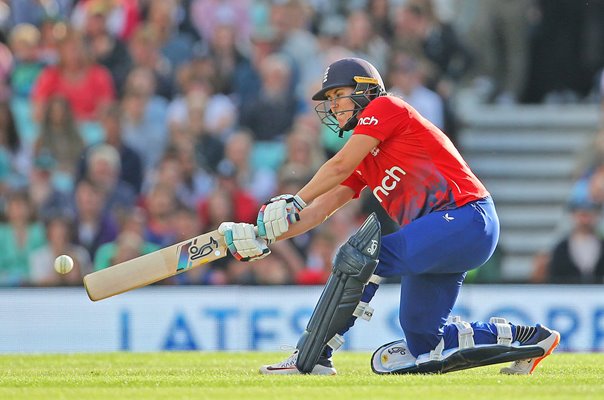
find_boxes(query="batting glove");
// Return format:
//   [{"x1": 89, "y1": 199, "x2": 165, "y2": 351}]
[
  {"x1": 257, "y1": 194, "x2": 307, "y2": 243},
  {"x1": 218, "y1": 222, "x2": 271, "y2": 262}
]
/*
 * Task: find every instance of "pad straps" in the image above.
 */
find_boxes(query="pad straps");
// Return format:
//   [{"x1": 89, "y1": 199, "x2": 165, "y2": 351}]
[
  {"x1": 450, "y1": 316, "x2": 475, "y2": 349},
  {"x1": 490, "y1": 317, "x2": 513, "y2": 346}
]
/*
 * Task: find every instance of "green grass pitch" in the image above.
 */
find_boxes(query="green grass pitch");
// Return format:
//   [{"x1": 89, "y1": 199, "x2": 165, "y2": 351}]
[{"x1": 0, "y1": 352, "x2": 602, "y2": 400}]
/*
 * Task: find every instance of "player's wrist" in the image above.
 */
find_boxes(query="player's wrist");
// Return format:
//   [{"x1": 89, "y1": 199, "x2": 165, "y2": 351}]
[{"x1": 292, "y1": 194, "x2": 307, "y2": 211}]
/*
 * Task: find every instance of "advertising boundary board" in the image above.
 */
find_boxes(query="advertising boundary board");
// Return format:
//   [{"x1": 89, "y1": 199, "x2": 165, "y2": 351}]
[{"x1": 0, "y1": 285, "x2": 603, "y2": 353}]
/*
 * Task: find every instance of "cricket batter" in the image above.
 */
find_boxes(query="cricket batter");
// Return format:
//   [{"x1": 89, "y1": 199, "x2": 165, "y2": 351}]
[{"x1": 219, "y1": 58, "x2": 560, "y2": 375}]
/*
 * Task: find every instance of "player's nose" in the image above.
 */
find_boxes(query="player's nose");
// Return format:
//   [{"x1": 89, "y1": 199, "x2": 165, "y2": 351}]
[{"x1": 329, "y1": 98, "x2": 338, "y2": 112}]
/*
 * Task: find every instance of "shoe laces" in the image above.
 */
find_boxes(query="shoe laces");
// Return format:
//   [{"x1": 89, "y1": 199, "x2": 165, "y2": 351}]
[
  {"x1": 274, "y1": 349, "x2": 299, "y2": 368},
  {"x1": 511, "y1": 358, "x2": 533, "y2": 369}
]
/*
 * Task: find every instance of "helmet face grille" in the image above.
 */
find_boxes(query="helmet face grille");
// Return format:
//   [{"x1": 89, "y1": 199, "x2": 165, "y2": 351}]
[{"x1": 314, "y1": 83, "x2": 383, "y2": 137}]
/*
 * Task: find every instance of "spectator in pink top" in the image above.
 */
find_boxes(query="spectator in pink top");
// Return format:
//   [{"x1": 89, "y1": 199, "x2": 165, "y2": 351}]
[{"x1": 31, "y1": 27, "x2": 115, "y2": 123}]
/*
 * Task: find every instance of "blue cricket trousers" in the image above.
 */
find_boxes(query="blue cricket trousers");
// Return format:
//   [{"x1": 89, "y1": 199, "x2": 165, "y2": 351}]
[{"x1": 353, "y1": 196, "x2": 500, "y2": 357}]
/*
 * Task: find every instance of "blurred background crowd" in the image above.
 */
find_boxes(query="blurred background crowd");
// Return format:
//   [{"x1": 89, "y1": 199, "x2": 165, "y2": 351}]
[{"x1": 0, "y1": 0, "x2": 603, "y2": 287}]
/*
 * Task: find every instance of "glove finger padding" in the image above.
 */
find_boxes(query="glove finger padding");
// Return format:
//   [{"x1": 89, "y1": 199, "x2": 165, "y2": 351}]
[
  {"x1": 218, "y1": 222, "x2": 271, "y2": 262},
  {"x1": 257, "y1": 194, "x2": 306, "y2": 243}
]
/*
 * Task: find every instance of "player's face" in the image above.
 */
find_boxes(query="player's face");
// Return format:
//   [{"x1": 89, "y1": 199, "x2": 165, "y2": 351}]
[{"x1": 325, "y1": 87, "x2": 356, "y2": 128}]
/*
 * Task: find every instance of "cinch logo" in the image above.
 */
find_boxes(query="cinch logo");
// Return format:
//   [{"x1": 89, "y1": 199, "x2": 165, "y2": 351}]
[
  {"x1": 358, "y1": 116, "x2": 379, "y2": 126},
  {"x1": 373, "y1": 166, "x2": 406, "y2": 202}
]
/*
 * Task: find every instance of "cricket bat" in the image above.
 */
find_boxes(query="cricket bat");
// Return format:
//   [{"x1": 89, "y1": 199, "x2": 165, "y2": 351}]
[{"x1": 83, "y1": 230, "x2": 227, "y2": 301}]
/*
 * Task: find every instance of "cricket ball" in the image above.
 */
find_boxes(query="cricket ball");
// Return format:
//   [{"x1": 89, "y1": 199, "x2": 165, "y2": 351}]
[{"x1": 54, "y1": 254, "x2": 74, "y2": 274}]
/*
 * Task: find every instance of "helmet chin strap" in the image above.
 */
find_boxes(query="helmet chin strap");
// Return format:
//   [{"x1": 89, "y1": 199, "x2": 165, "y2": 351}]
[{"x1": 339, "y1": 115, "x2": 359, "y2": 137}]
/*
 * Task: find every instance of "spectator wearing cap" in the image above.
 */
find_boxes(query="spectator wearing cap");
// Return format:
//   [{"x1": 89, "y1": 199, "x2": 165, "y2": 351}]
[{"x1": 546, "y1": 199, "x2": 604, "y2": 284}]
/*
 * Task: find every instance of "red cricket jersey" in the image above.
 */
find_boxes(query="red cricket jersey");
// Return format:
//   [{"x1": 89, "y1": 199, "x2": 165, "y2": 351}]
[
  {"x1": 341, "y1": 95, "x2": 489, "y2": 226},
  {"x1": 32, "y1": 64, "x2": 115, "y2": 121}
]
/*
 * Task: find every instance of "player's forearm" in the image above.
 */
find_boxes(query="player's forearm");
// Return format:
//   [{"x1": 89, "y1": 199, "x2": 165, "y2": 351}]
[
  {"x1": 297, "y1": 157, "x2": 354, "y2": 203},
  {"x1": 277, "y1": 202, "x2": 330, "y2": 241}
]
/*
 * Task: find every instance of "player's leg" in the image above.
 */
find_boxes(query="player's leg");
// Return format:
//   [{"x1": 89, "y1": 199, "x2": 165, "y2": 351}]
[
  {"x1": 365, "y1": 197, "x2": 498, "y2": 358},
  {"x1": 320, "y1": 197, "x2": 500, "y2": 362},
  {"x1": 324, "y1": 197, "x2": 500, "y2": 354},
  {"x1": 399, "y1": 272, "x2": 466, "y2": 357},
  {"x1": 373, "y1": 317, "x2": 560, "y2": 375},
  {"x1": 372, "y1": 197, "x2": 559, "y2": 374},
  {"x1": 400, "y1": 276, "x2": 559, "y2": 359},
  {"x1": 260, "y1": 213, "x2": 381, "y2": 375},
  {"x1": 371, "y1": 272, "x2": 559, "y2": 374}
]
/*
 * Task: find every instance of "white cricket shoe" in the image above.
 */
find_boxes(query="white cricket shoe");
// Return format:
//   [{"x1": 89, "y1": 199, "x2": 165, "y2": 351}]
[
  {"x1": 500, "y1": 324, "x2": 560, "y2": 375},
  {"x1": 259, "y1": 350, "x2": 337, "y2": 375}
]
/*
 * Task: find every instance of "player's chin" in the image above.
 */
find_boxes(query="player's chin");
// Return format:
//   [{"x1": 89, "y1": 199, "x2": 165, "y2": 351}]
[{"x1": 335, "y1": 114, "x2": 349, "y2": 127}]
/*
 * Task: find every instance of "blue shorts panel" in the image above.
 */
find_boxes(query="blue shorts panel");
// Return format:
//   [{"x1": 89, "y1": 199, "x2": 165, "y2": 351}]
[{"x1": 376, "y1": 197, "x2": 500, "y2": 277}]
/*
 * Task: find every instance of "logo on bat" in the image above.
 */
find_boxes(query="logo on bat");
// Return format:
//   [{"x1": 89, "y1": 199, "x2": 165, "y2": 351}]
[{"x1": 176, "y1": 237, "x2": 219, "y2": 271}]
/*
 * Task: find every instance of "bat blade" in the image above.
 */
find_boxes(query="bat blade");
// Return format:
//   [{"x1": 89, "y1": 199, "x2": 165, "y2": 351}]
[{"x1": 83, "y1": 230, "x2": 227, "y2": 301}]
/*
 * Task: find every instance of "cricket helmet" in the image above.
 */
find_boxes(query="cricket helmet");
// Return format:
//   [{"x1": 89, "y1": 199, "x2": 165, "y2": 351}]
[{"x1": 313, "y1": 58, "x2": 385, "y2": 137}]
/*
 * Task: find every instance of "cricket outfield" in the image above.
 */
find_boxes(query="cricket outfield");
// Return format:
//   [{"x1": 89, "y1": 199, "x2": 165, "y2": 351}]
[{"x1": 0, "y1": 352, "x2": 602, "y2": 400}]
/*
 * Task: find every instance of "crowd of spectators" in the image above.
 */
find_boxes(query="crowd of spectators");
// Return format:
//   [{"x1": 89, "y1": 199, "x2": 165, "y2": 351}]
[{"x1": 0, "y1": 0, "x2": 603, "y2": 287}]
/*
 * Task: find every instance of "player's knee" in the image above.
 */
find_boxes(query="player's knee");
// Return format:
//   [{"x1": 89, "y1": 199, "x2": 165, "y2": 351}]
[{"x1": 398, "y1": 307, "x2": 438, "y2": 337}]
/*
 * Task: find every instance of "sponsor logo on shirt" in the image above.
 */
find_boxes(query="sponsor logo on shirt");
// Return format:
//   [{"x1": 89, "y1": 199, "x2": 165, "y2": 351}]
[
  {"x1": 358, "y1": 116, "x2": 379, "y2": 126},
  {"x1": 371, "y1": 147, "x2": 380, "y2": 156},
  {"x1": 373, "y1": 166, "x2": 406, "y2": 202}
]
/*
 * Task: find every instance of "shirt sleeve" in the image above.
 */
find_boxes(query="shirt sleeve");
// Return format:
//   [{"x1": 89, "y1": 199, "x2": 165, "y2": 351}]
[
  {"x1": 352, "y1": 96, "x2": 409, "y2": 142},
  {"x1": 340, "y1": 171, "x2": 366, "y2": 199}
]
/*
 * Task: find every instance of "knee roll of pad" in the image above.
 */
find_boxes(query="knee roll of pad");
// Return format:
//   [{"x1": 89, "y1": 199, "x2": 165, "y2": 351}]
[{"x1": 295, "y1": 213, "x2": 381, "y2": 373}]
